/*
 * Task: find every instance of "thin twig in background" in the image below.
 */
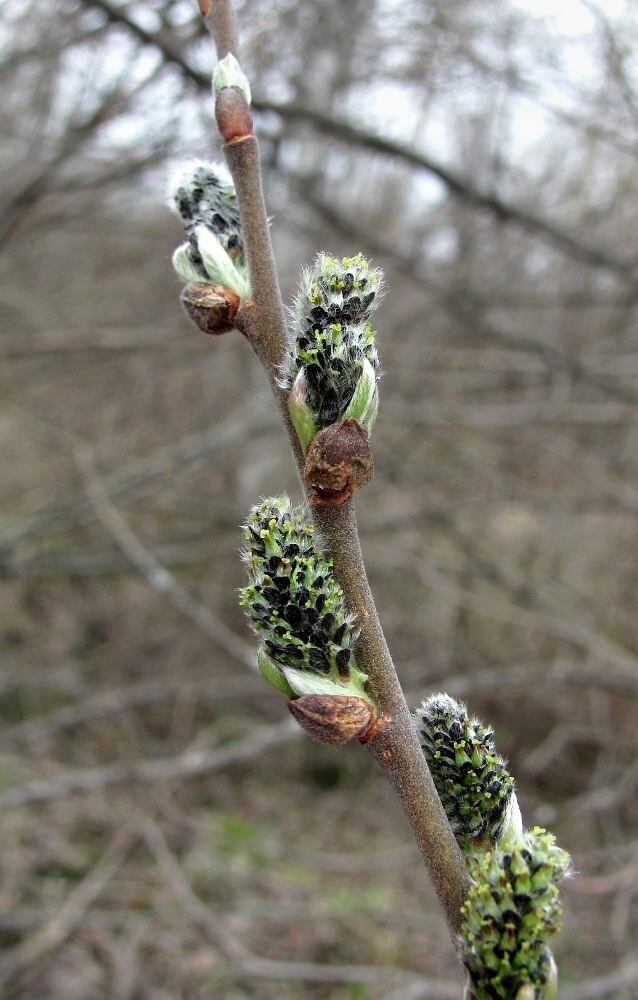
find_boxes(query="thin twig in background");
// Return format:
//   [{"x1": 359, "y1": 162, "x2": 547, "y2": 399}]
[
  {"x1": 81, "y1": 0, "x2": 638, "y2": 281},
  {"x1": 418, "y1": 559, "x2": 638, "y2": 677},
  {"x1": 0, "y1": 717, "x2": 300, "y2": 810},
  {"x1": 141, "y1": 815, "x2": 461, "y2": 997},
  {"x1": 0, "y1": 824, "x2": 136, "y2": 996},
  {"x1": 5, "y1": 675, "x2": 264, "y2": 746},
  {"x1": 300, "y1": 179, "x2": 638, "y2": 404},
  {"x1": 75, "y1": 443, "x2": 256, "y2": 670},
  {"x1": 6, "y1": 657, "x2": 638, "y2": 750},
  {"x1": 560, "y1": 960, "x2": 638, "y2": 1000},
  {"x1": 0, "y1": 389, "x2": 272, "y2": 563},
  {"x1": 568, "y1": 753, "x2": 638, "y2": 816}
]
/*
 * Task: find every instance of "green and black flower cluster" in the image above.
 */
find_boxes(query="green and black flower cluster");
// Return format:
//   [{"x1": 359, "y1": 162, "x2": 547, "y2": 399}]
[
  {"x1": 169, "y1": 161, "x2": 250, "y2": 300},
  {"x1": 287, "y1": 254, "x2": 383, "y2": 452},
  {"x1": 173, "y1": 162, "x2": 243, "y2": 267},
  {"x1": 240, "y1": 496, "x2": 371, "y2": 702},
  {"x1": 460, "y1": 829, "x2": 570, "y2": 1000},
  {"x1": 416, "y1": 695, "x2": 570, "y2": 997},
  {"x1": 416, "y1": 694, "x2": 520, "y2": 858}
]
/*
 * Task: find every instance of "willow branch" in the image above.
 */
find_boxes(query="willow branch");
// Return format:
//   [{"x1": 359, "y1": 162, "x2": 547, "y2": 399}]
[
  {"x1": 311, "y1": 499, "x2": 472, "y2": 931},
  {"x1": 198, "y1": 0, "x2": 238, "y2": 59},
  {"x1": 201, "y1": 1, "x2": 472, "y2": 939},
  {"x1": 225, "y1": 142, "x2": 305, "y2": 474}
]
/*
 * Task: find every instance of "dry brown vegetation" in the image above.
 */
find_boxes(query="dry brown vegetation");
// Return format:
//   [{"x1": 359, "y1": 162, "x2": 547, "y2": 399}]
[{"x1": 2, "y1": 0, "x2": 638, "y2": 997}]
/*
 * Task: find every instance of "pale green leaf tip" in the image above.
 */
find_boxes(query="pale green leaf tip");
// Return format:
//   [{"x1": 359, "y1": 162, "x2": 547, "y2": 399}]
[
  {"x1": 213, "y1": 52, "x2": 252, "y2": 104},
  {"x1": 341, "y1": 359, "x2": 378, "y2": 430},
  {"x1": 541, "y1": 956, "x2": 558, "y2": 1000},
  {"x1": 288, "y1": 369, "x2": 319, "y2": 452},
  {"x1": 195, "y1": 226, "x2": 251, "y2": 300},
  {"x1": 498, "y1": 791, "x2": 524, "y2": 848},
  {"x1": 172, "y1": 244, "x2": 203, "y2": 284}
]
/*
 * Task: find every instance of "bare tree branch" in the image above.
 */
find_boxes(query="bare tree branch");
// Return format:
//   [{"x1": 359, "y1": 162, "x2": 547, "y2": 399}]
[
  {"x1": 300, "y1": 179, "x2": 638, "y2": 403},
  {"x1": 141, "y1": 816, "x2": 461, "y2": 997},
  {"x1": 0, "y1": 390, "x2": 272, "y2": 566},
  {"x1": 0, "y1": 824, "x2": 136, "y2": 995},
  {"x1": 75, "y1": 444, "x2": 255, "y2": 669},
  {"x1": 0, "y1": 717, "x2": 300, "y2": 810},
  {"x1": 79, "y1": 0, "x2": 638, "y2": 282}
]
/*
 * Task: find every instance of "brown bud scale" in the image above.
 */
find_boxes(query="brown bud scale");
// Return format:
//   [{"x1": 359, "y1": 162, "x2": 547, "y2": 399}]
[
  {"x1": 215, "y1": 87, "x2": 254, "y2": 143},
  {"x1": 357, "y1": 713, "x2": 391, "y2": 744},
  {"x1": 181, "y1": 281, "x2": 240, "y2": 335},
  {"x1": 304, "y1": 419, "x2": 373, "y2": 504},
  {"x1": 288, "y1": 694, "x2": 376, "y2": 745}
]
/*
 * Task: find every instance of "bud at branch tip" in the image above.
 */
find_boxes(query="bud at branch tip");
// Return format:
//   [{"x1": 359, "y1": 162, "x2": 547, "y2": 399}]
[{"x1": 213, "y1": 53, "x2": 252, "y2": 104}]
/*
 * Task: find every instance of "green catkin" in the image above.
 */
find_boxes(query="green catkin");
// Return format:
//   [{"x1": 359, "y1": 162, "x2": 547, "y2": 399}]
[
  {"x1": 460, "y1": 829, "x2": 570, "y2": 1000},
  {"x1": 286, "y1": 254, "x2": 383, "y2": 448},
  {"x1": 239, "y1": 497, "x2": 371, "y2": 700},
  {"x1": 169, "y1": 161, "x2": 250, "y2": 299},
  {"x1": 172, "y1": 162, "x2": 243, "y2": 274},
  {"x1": 415, "y1": 694, "x2": 519, "y2": 856}
]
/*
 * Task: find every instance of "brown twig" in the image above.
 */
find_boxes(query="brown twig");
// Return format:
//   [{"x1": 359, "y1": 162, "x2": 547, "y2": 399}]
[
  {"x1": 199, "y1": 0, "x2": 238, "y2": 58},
  {"x1": 311, "y1": 500, "x2": 471, "y2": 930},
  {"x1": 202, "y1": 0, "x2": 472, "y2": 937},
  {"x1": 228, "y1": 155, "x2": 306, "y2": 473}
]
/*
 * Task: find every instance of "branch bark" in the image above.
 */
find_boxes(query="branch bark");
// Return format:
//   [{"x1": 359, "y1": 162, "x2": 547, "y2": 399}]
[{"x1": 202, "y1": 0, "x2": 472, "y2": 940}]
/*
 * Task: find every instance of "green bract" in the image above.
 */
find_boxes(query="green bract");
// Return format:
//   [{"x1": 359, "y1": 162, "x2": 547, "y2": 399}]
[{"x1": 240, "y1": 497, "x2": 372, "y2": 703}]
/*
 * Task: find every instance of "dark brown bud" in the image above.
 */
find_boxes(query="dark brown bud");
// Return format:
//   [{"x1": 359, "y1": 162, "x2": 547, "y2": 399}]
[
  {"x1": 304, "y1": 419, "x2": 374, "y2": 505},
  {"x1": 180, "y1": 281, "x2": 240, "y2": 335},
  {"x1": 288, "y1": 694, "x2": 376, "y2": 744},
  {"x1": 215, "y1": 87, "x2": 254, "y2": 143}
]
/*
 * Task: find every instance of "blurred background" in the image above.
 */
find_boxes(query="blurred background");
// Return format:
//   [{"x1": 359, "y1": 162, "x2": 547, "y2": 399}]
[{"x1": 2, "y1": 0, "x2": 638, "y2": 997}]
